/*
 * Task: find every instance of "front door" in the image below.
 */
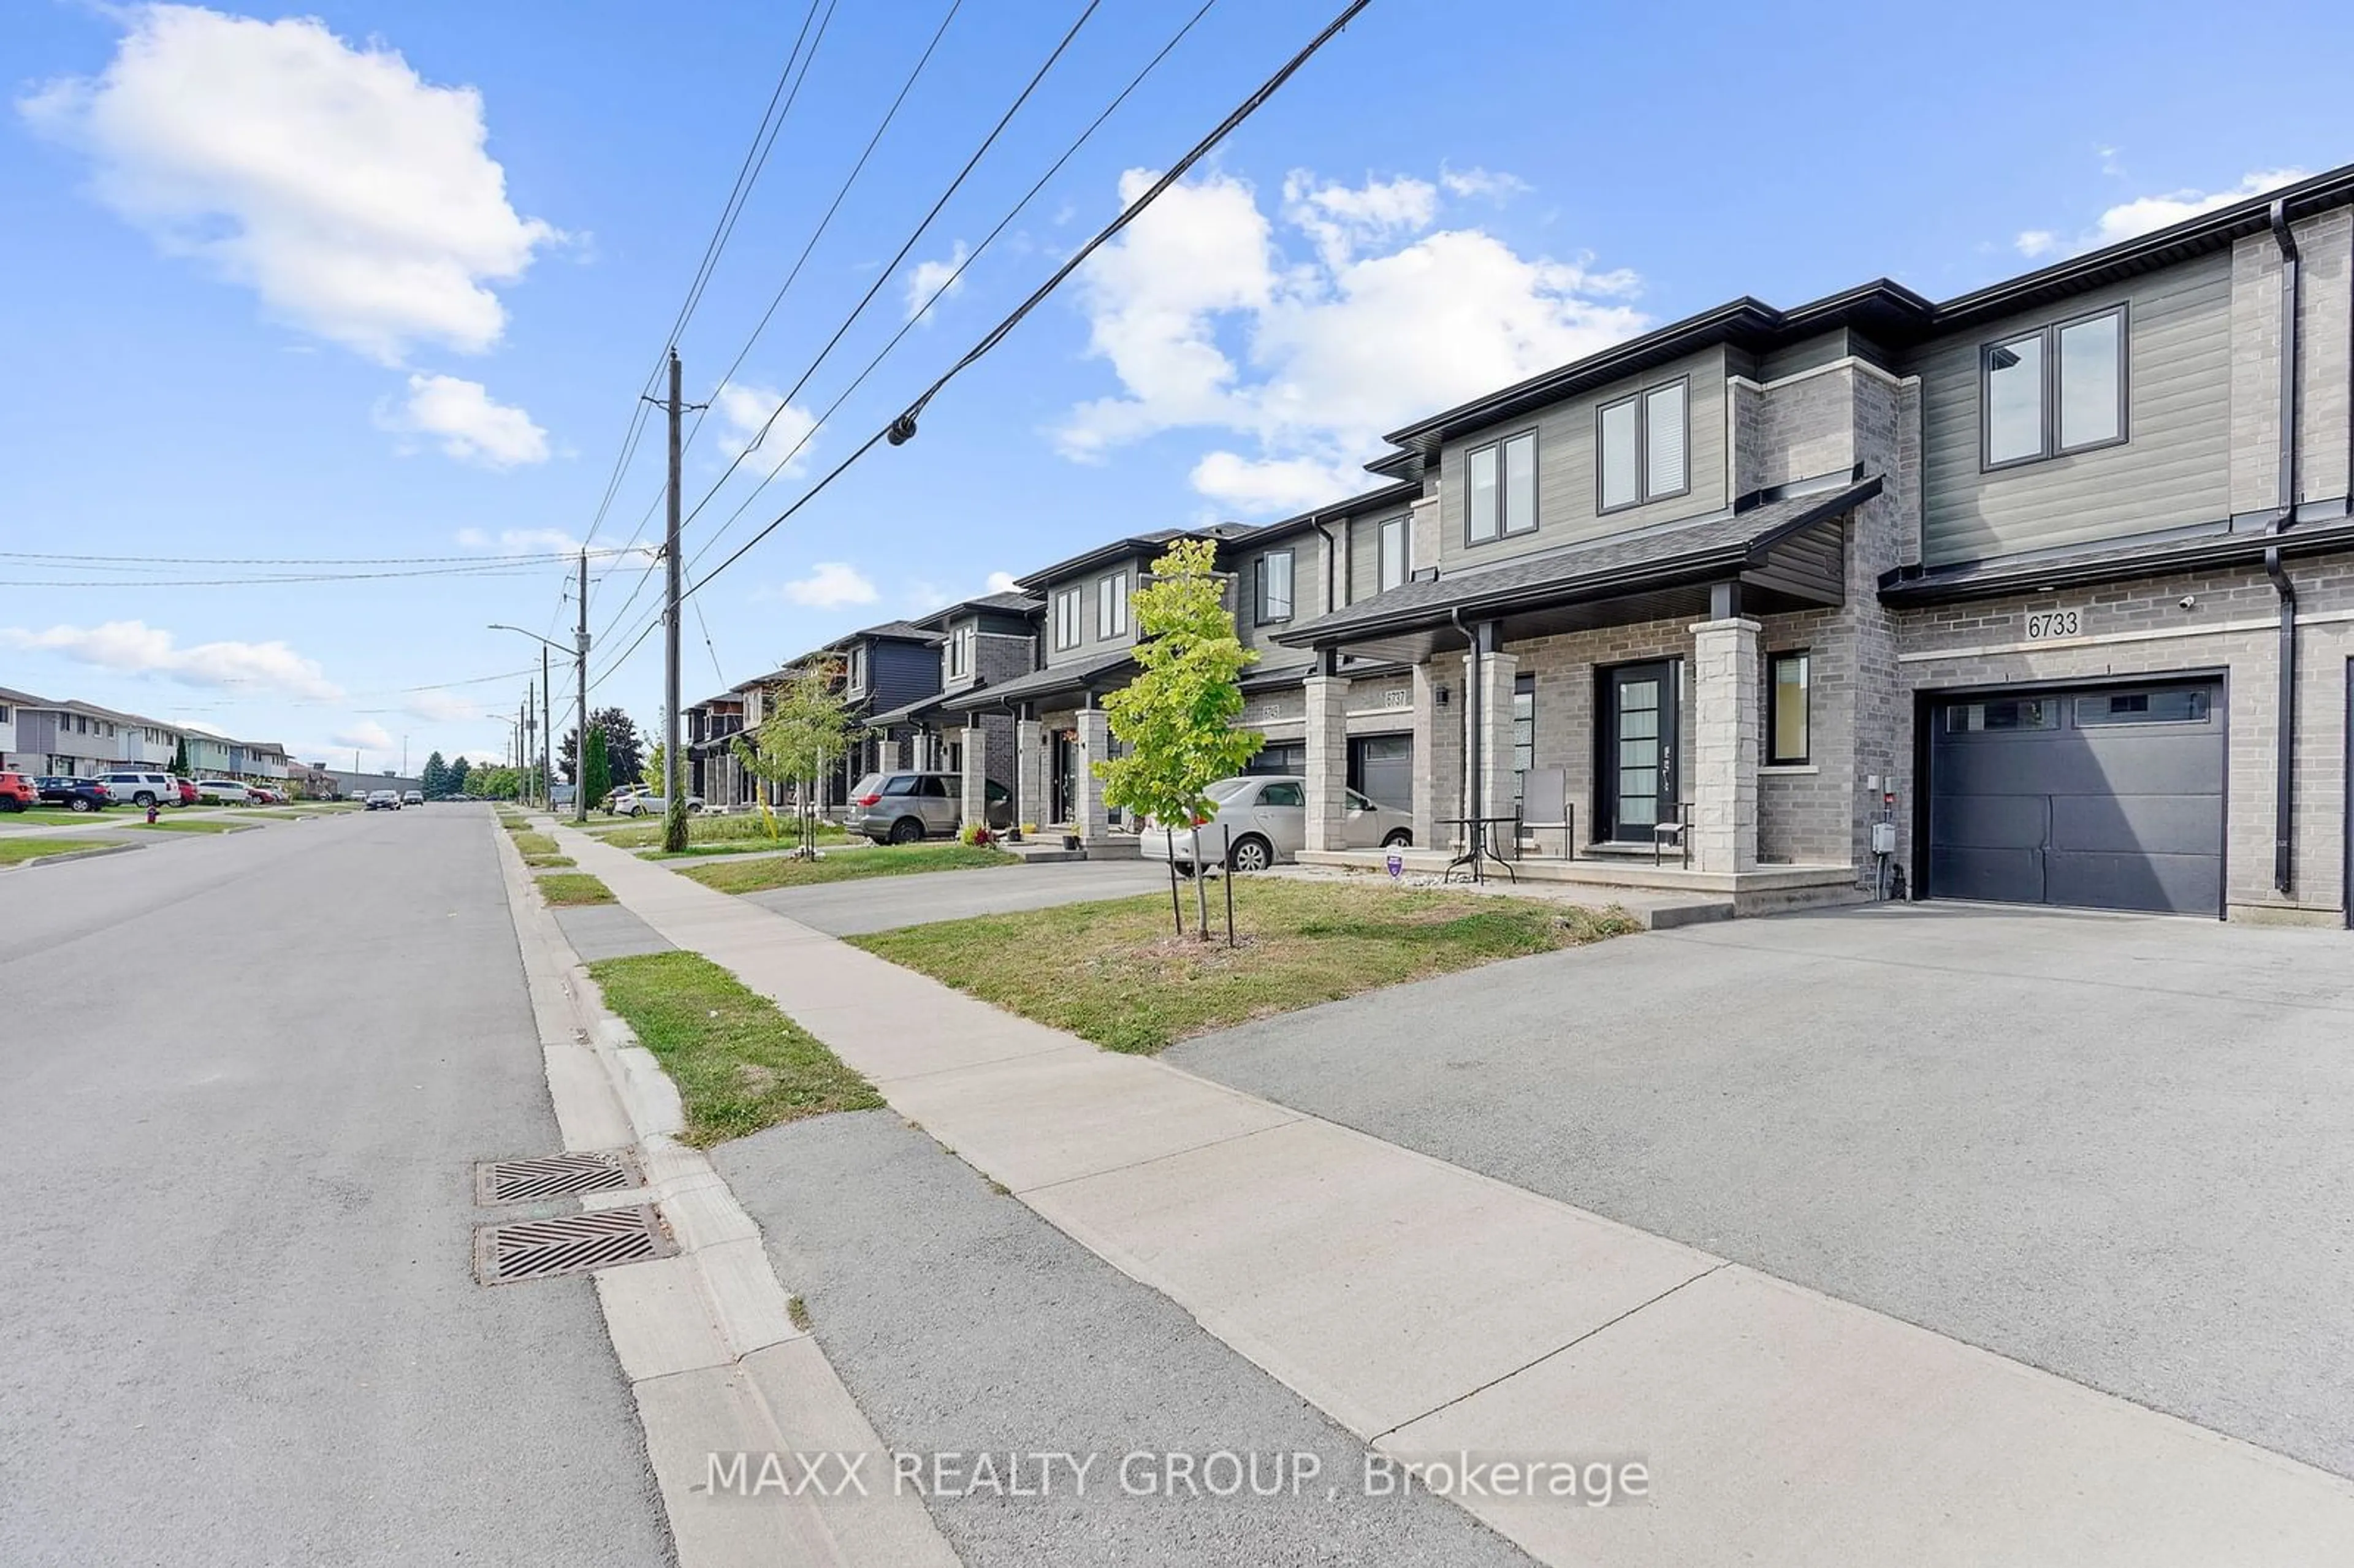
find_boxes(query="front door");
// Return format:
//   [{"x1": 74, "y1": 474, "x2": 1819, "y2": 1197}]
[
  {"x1": 1601, "y1": 660, "x2": 1678, "y2": 843},
  {"x1": 1050, "y1": 730, "x2": 1076, "y2": 824}
]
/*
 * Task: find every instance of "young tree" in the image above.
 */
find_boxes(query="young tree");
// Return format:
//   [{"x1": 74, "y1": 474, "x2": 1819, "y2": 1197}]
[
  {"x1": 1097, "y1": 538, "x2": 1263, "y2": 937},
  {"x1": 420, "y1": 752, "x2": 449, "y2": 800},
  {"x1": 474, "y1": 766, "x2": 521, "y2": 800},
  {"x1": 448, "y1": 756, "x2": 472, "y2": 796},
  {"x1": 582, "y1": 726, "x2": 611, "y2": 813},
  {"x1": 170, "y1": 735, "x2": 191, "y2": 775},
  {"x1": 732, "y1": 660, "x2": 862, "y2": 858}
]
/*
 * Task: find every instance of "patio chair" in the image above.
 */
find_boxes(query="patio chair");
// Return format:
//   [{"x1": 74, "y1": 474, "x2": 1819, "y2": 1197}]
[{"x1": 1520, "y1": 766, "x2": 1573, "y2": 859}]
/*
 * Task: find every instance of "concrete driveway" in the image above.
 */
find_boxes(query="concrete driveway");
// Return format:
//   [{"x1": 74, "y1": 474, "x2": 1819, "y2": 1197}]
[
  {"x1": 1168, "y1": 903, "x2": 2354, "y2": 1480},
  {"x1": 743, "y1": 858, "x2": 1171, "y2": 935}
]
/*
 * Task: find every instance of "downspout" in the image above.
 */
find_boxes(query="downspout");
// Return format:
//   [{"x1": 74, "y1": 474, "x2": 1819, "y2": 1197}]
[
  {"x1": 1450, "y1": 607, "x2": 1479, "y2": 832},
  {"x1": 1310, "y1": 515, "x2": 1342, "y2": 615},
  {"x1": 2265, "y1": 197, "x2": 2300, "y2": 896}
]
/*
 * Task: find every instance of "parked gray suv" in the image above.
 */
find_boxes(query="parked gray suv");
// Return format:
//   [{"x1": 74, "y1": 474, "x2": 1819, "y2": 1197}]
[{"x1": 847, "y1": 771, "x2": 1012, "y2": 843}]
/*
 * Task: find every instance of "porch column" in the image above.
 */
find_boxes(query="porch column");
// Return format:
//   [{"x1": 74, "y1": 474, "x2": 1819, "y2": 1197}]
[
  {"x1": 1015, "y1": 714, "x2": 1043, "y2": 831},
  {"x1": 1470, "y1": 646, "x2": 1518, "y2": 831},
  {"x1": 1411, "y1": 661, "x2": 1439, "y2": 850},
  {"x1": 1303, "y1": 671, "x2": 1348, "y2": 852},
  {"x1": 961, "y1": 715, "x2": 988, "y2": 829},
  {"x1": 1689, "y1": 614, "x2": 1761, "y2": 874},
  {"x1": 1075, "y1": 705, "x2": 1111, "y2": 844}
]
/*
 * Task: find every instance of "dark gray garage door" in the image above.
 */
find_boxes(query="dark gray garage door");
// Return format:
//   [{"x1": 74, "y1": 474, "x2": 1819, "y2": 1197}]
[{"x1": 1927, "y1": 680, "x2": 2224, "y2": 915}]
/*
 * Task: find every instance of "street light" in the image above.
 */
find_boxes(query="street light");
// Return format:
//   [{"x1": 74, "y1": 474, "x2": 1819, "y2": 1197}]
[{"x1": 489, "y1": 623, "x2": 569, "y2": 813}]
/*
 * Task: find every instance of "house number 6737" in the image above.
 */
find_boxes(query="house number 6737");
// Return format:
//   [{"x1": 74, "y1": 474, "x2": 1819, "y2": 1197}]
[{"x1": 2025, "y1": 609, "x2": 2082, "y2": 640}]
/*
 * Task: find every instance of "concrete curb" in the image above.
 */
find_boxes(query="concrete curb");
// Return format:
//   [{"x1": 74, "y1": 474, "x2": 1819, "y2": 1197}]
[
  {"x1": 494, "y1": 818, "x2": 958, "y2": 1568},
  {"x1": 0, "y1": 842, "x2": 148, "y2": 870}
]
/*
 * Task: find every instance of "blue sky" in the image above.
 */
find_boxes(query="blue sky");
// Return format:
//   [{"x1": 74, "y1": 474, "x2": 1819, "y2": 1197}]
[{"x1": 4, "y1": 0, "x2": 2348, "y2": 773}]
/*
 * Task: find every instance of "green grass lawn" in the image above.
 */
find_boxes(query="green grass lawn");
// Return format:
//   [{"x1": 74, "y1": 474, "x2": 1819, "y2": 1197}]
[
  {"x1": 509, "y1": 830, "x2": 560, "y2": 856},
  {"x1": 128, "y1": 818, "x2": 242, "y2": 834},
  {"x1": 593, "y1": 813, "x2": 850, "y2": 850},
  {"x1": 536, "y1": 871, "x2": 617, "y2": 906},
  {"x1": 0, "y1": 808, "x2": 125, "y2": 828},
  {"x1": 0, "y1": 837, "x2": 118, "y2": 866},
  {"x1": 680, "y1": 841, "x2": 1013, "y2": 894},
  {"x1": 523, "y1": 853, "x2": 575, "y2": 869},
  {"x1": 587, "y1": 951, "x2": 882, "y2": 1146},
  {"x1": 850, "y1": 878, "x2": 1643, "y2": 1054}
]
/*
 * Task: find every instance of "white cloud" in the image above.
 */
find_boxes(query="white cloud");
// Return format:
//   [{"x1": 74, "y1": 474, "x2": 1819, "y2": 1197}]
[
  {"x1": 402, "y1": 689, "x2": 479, "y2": 723},
  {"x1": 2016, "y1": 168, "x2": 2309, "y2": 259},
  {"x1": 454, "y1": 526, "x2": 655, "y2": 566},
  {"x1": 18, "y1": 4, "x2": 563, "y2": 363},
  {"x1": 1, "y1": 619, "x2": 341, "y2": 701},
  {"x1": 381, "y1": 373, "x2": 548, "y2": 467},
  {"x1": 766, "y1": 563, "x2": 877, "y2": 609},
  {"x1": 712, "y1": 382, "x2": 820, "y2": 479},
  {"x1": 904, "y1": 240, "x2": 969, "y2": 323},
  {"x1": 1440, "y1": 165, "x2": 1532, "y2": 202},
  {"x1": 984, "y1": 571, "x2": 1021, "y2": 595},
  {"x1": 333, "y1": 719, "x2": 395, "y2": 751},
  {"x1": 1054, "y1": 167, "x2": 1648, "y2": 515}
]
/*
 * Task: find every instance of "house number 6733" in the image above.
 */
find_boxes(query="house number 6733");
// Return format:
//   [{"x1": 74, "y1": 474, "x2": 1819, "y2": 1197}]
[{"x1": 2025, "y1": 609, "x2": 2082, "y2": 640}]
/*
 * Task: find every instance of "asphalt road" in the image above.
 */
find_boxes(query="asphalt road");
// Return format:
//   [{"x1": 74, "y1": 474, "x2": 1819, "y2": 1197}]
[
  {"x1": 716, "y1": 1109, "x2": 1534, "y2": 1568},
  {"x1": 0, "y1": 805, "x2": 670, "y2": 1567},
  {"x1": 1170, "y1": 902, "x2": 2354, "y2": 1479},
  {"x1": 744, "y1": 859, "x2": 1173, "y2": 935}
]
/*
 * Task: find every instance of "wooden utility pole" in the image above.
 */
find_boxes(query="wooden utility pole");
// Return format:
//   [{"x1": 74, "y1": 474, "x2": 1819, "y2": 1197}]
[
  {"x1": 662, "y1": 350, "x2": 687, "y2": 853},
  {"x1": 575, "y1": 549, "x2": 590, "y2": 822},
  {"x1": 540, "y1": 645, "x2": 552, "y2": 811}
]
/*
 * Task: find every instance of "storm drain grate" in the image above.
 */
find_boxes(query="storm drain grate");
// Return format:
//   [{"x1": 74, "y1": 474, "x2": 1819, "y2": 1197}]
[
  {"x1": 474, "y1": 1205, "x2": 674, "y2": 1285},
  {"x1": 475, "y1": 1149, "x2": 641, "y2": 1205}
]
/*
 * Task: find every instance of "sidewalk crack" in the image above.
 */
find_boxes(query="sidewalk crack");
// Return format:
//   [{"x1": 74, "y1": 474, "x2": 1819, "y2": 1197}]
[{"x1": 1369, "y1": 1261, "x2": 1729, "y2": 1442}]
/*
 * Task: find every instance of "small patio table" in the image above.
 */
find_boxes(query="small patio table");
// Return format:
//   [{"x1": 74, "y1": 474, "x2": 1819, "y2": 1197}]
[{"x1": 1435, "y1": 815, "x2": 1520, "y2": 884}]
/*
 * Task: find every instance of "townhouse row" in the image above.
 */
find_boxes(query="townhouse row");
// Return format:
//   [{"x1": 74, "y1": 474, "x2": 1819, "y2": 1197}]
[
  {"x1": 0, "y1": 685, "x2": 297, "y2": 786},
  {"x1": 691, "y1": 162, "x2": 2354, "y2": 926}
]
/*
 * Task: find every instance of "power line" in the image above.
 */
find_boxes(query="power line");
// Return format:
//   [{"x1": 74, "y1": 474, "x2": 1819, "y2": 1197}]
[
  {"x1": 674, "y1": 0, "x2": 1102, "y2": 536},
  {"x1": 690, "y1": 0, "x2": 1371, "y2": 604},
  {"x1": 679, "y1": 0, "x2": 1219, "y2": 584},
  {"x1": 588, "y1": 0, "x2": 1220, "y2": 694},
  {"x1": 0, "y1": 562, "x2": 596, "y2": 588},
  {"x1": 576, "y1": 0, "x2": 833, "y2": 559},
  {"x1": 0, "y1": 549, "x2": 620, "y2": 567}
]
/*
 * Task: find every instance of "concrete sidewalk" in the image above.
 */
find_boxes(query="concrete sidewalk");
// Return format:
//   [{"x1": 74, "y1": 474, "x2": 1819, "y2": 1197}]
[{"x1": 544, "y1": 820, "x2": 2354, "y2": 1567}]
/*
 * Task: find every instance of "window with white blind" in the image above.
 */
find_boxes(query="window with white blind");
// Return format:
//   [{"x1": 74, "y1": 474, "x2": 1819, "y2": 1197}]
[
  {"x1": 1597, "y1": 375, "x2": 1691, "y2": 513},
  {"x1": 1377, "y1": 514, "x2": 1407, "y2": 591},
  {"x1": 1053, "y1": 587, "x2": 1082, "y2": 650},
  {"x1": 1097, "y1": 571, "x2": 1129, "y2": 638},
  {"x1": 1465, "y1": 429, "x2": 1537, "y2": 544},
  {"x1": 1254, "y1": 550, "x2": 1295, "y2": 625}
]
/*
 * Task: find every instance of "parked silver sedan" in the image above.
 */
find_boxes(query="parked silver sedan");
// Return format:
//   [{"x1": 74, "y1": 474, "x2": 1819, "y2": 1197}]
[{"x1": 1140, "y1": 775, "x2": 1414, "y2": 872}]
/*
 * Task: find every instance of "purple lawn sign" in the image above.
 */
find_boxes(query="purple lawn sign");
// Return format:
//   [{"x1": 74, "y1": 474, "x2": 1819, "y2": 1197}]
[{"x1": 1385, "y1": 853, "x2": 1404, "y2": 880}]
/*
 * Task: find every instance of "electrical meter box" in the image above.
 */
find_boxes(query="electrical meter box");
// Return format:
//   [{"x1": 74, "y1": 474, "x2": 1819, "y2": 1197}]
[{"x1": 1870, "y1": 821, "x2": 1897, "y2": 854}]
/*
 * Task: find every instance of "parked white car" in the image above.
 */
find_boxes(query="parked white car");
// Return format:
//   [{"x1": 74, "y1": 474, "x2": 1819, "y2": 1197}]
[
  {"x1": 192, "y1": 778, "x2": 253, "y2": 804},
  {"x1": 1140, "y1": 775, "x2": 1414, "y2": 873},
  {"x1": 96, "y1": 769, "x2": 177, "y2": 808},
  {"x1": 622, "y1": 793, "x2": 703, "y2": 818}
]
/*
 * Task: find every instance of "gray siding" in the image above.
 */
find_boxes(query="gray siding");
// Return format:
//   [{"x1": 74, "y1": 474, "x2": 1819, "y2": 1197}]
[
  {"x1": 1914, "y1": 249, "x2": 2233, "y2": 566},
  {"x1": 1435, "y1": 345, "x2": 1730, "y2": 571},
  {"x1": 1041, "y1": 555, "x2": 1148, "y2": 668},
  {"x1": 1236, "y1": 529, "x2": 1327, "y2": 672},
  {"x1": 1758, "y1": 330, "x2": 1853, "y2": 382}
]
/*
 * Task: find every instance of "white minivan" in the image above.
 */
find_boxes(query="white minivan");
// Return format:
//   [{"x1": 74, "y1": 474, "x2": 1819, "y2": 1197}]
[{"x1": 193, "y1": 779, "x2": 253, "y2": 804}]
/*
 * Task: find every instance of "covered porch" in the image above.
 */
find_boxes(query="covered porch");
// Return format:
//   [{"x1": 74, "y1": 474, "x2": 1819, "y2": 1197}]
[
  {"x1": 1274, "y1": 476, "x2": 1880, "y2": 902},
  {"x1": 939, "y1": 649, "x2": 1136, "y2": 844}
]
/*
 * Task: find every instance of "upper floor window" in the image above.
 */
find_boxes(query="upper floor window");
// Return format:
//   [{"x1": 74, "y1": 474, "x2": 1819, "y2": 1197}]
[
  {"x1": 1466, "y1": 430, "x2": 1537, "y2": 544},
  {"x1": 1597, "y1": 377, "x2": 1689, "y2": 514},
  {"x1": 845, "y1": 645, "x2": 867, "y2": 692},
  {"x1": 1254, "y1": 549, "x2": 1295, "y2": 625},
  {"x1": 1983, "y1": 305, "x2": 2126, "y2": 468},
  {"x1": 1053, "y1": 587, "x2": 1082, "y2": 650},
  {"x1": 1097, "y1": 571, "x2": 1129, "y2": 639},
  {"x1": 1377, "y1": 515, "x2": 1408, "y2": 592},
  {"x1": 946, "y1": 625, "x2": 975, "y2": 679}
]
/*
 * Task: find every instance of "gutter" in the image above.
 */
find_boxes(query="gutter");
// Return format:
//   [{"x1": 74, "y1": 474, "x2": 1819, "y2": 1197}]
[
  {"x1": 2265, "y1": 199, "x2": 2301, "y2": 895},
  {"x1": 1449, "y1": 608, "x2": 1479, "y2": 832}
]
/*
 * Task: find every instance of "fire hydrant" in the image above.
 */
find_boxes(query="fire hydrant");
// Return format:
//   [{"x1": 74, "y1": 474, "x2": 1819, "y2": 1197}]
[{"x1": 146, "y1": 802, "x2": 161, "y2": 825}]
